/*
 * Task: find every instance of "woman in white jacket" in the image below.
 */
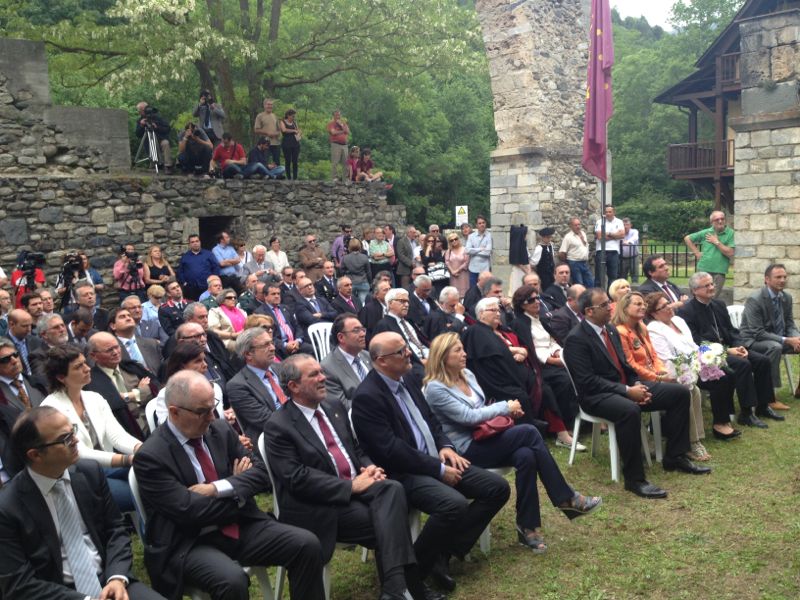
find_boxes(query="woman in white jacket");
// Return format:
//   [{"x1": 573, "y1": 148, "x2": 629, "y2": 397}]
[{"x1": 41, "y1": 345, "x2": 141, "y2": 511}]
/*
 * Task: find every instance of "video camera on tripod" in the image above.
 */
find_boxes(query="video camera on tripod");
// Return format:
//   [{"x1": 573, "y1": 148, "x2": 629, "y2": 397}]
[
  {"x1": 14, "y1": 250, "x2": 46, "y2": 294},
  {"x1": 134, "y1": 105, "x2": 167, "y2": 173},
  {"x1": 57, "y1": 253, "x2": 84, "y2": 310},
  {"x1": 119, "y1": 246, "x2": 145, "y2": 290}
]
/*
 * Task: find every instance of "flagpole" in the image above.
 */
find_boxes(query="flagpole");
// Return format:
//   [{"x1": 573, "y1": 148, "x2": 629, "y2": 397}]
[{"x1": 600, "y1": 178, "x2": 607, "y2": 290}]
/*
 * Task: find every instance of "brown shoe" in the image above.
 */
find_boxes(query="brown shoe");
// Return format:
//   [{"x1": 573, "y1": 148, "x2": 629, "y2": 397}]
[{"x1": 770, "y1": 400, "x2": 790, "y2": 410}]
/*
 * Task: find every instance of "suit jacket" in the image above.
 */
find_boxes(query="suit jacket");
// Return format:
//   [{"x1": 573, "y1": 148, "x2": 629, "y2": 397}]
[
  {"x1": 359, "y1": 297, "x2": 386, "y2": 343},
  {"x1": 463, "y1": 285, "x2": 482, "y2": 317},
  {"x1": 0, "y1": 460, "x2": 136, "y2": 599},
  {"x1": 279, "y1": 283, "x2": 300, "y2": 307},
  {"x1": 257, "y1": 303, "x2": 304, "y2": 356},
  {"x1": 315, "y1": 277, "x2": 337, "y2": 303},
  {"x1": 740, "y1": 287, "x2": 800, "y2": 346},
  {"x1": 544, "y1": 284, "x2": 568, "y2": 309},
  {"x1": 93, "y1": 307, "x2": 110, "y2": 332},
  {"x1": 395, "y1": 237, "x2": 414, "y2": 276},
  {"x1": 563, "y1": 319, "x2": 638, "y2": 401},
  {"x1": 424, "y1": 310, "x2": 465, "y2": 341},
  {"x1": 407, "y1": 291, "x2": 439, "y2": 330},
  {"x1": 0, "y1": 403, "x2": 22, "y2": 480},
  {"x1": 331, "y1": 294, "x2": 362, "y2": 316},
  {"x1": 207, "y1": 330, "x2": 243, "y2": 383},
  {"x1": 136, "y1": 318, "x2": 169, "y2": 348},
  {"x1": 157, "y1": 302, "x2": 185, "y2": 337},
  {"x1": 351, "y1": 369, "x2": 452, "y2": 479},
  {"x1": 548, "y1": 305, "x2": 581, "y2": 346},
  {"x1": 294, "y1": 295, "x2": 337, "y2": 329},
  {"x1": 638, "y1": 278, "x2": 683, "y2": 301},
  {"x1": 264, "y1": 399, "x2": 371, "y2": 561},
  {"x1": 133, "y1": 419, "x2": 270, "y2": 599},
  {"x1": 119, "y1": 334, "x2": 162, "y2": 375},
  {"x1": 84, "y1": 362, "x2": 154, "y2": 439},
  {"x1": 677, "y1": 297, "x2": 741, "y2": 347},
  {"x1": 320, "y1": 347, "x2": 372, "y2": 411},
  {"x1": 227, "y1": 364, "x2": 282, "y2": 441},
  {"x1": 0, "y1": 374, "x2": 44, "y2": 412},
  {"x1": 373, "y1": 316, "x2": 427, "y2": 376}
]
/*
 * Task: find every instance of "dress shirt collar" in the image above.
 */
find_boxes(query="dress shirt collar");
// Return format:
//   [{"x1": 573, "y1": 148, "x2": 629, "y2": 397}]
[
  {"x1": 0, "y1": 372, "x2": 23, "y2": 387},
  {"x1": 767, "y1": 287, "x2": 782, "y2": 301},
  {"x1": 337, "y1": 347, "x2": 358, "y2": 363},
  {"x1": 585, "y1": 319, "x2": 606, "y2": 340},
  {"x1": 377, "y1": 370, "x2": 403, "y2": 393},
  {"x1": 166, "y1": 418, "x2": 192, "y2": 447},
  {"x1": 28, "y1": 466, "x2": 70, "y2": 498},
  {"x1": 292, "y1": 400, "x2": 319, "y2": 424}
]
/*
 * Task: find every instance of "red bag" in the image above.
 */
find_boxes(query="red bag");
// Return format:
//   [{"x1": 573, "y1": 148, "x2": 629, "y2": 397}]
[{"x1": 472, "y1": 415, "x2": 515, "y2": 441}]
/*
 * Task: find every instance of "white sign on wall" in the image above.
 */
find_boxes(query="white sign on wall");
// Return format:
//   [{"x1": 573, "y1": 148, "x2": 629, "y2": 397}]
[{"x1": 455, "y1": 205, "x2": 469, "y2": 226}]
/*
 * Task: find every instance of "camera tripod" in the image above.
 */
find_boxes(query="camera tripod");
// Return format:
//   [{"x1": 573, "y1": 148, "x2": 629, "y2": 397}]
[{"x1": 133, "y1": 126, "x2": 163, "y2": 173}]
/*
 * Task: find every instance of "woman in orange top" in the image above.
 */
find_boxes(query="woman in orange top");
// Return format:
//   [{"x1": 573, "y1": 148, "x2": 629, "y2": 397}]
[{"x1": 612, "y1": 291, "x2": 671, "y2": 383}]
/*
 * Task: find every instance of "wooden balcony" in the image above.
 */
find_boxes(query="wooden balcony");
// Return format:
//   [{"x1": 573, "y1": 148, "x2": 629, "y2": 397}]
[
  {"x1": 720, "y1": 52, "x2": 740, "y2": 87},
  {"x1": 667, "y1": 140, "x2": 734, "y2": 179}
]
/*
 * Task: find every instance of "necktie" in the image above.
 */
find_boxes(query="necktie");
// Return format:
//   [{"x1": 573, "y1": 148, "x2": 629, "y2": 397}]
[
  {"x1": 124, "y1": 338, "x2": 145, "y2": 365},
  {"x1": 264, "y1": 370, "x2": 287, "y2": 408},
  {"x1": 51, "y1": 479, "x2": 103, "y2": 597},
  {"x1": 13, "y1": 378, "x2": 31, "y2": 410},
  {"x1": 346, "y1": 296, "x2": 355, "y2": 310},
  {"x1": 352, "y1": 356, "x2": 367, "y2": 381},
  {"x1": 399, "y1": 319, "x2": 428, "y2": 359},
  {"x1": 773, "y1": 294, "x2": 786, "y2": 336},
  {"x1": 111, "y1": 369, "x2": 128, "y2": 396},
  {"x1": 311, "y1": 298, "x2": 320, "y2": 312},
  {"x1": 314, "y1": 410, "x2": 352, "y2": 479},
  {"x1": 422, "y1": 299, "x2": 430, "y2": 314},
  {"x1": 15, "y1": 340, "x2": 30, "y2": 375},
  {"x1": 274, "y1": 307, "x2": 294, "y2": 342},
  {"x1": 601, "y1": 328, "x2": 626, "y2": 384},
  {"x1": 397, "y1": 382, "x2": 438, "y2": 458},
  {"x1": 661, "y1": 284, "x2": 676, "y2": 303},
  {"x1": 186, "y1": 438, "x2": 240, "y2": 539}
]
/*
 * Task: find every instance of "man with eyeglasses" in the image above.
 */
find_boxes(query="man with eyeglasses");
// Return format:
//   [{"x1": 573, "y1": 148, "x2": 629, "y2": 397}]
[
  {"x1": 0, "y1": 337, "x2": 44, "y2": 412},
  {"x1": 6, "y1": 309, "x2": 44, "y2": 378},
  {"x1": 352, "y1": 332, "x2": 510, "y2": 594},
  {"x1": 133, "y1": 370, "x2": 326, "y2": 600},
  {"x1": 374, "y1": 288, "x2": 429, "y2": 383},
  {"x1": 321, "y1": 314, "x2": 373, "y2": 411},
  {"x1": 122, "y1": 294, "x2": 169, "y2": 348},
  {"x1": 564, "y1": 288, "x2": 705, "y2": 499},
  {"x1": 678, "y1": 272, "x2": 780, "y2": 427},
  {"x1": 425, "y1": 286, "x2": 466, "y2": 340},
  {"x1": 299, "y1": 234, "x2": 327, "y2": 282},
  {"x1": 294, "y1": 277, "x2": 337, "y2": 330},
  {"x1": 0, "y1": 406, "x2": 166, "y2": 599},
  {"x1": 684, "y1": 210, "x2": 734, "y2": 297}
]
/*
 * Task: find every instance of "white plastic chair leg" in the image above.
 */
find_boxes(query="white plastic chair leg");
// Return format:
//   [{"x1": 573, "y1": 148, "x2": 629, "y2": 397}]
[
  {"x1": 783, "y1": 354, "x2": 794, "y2": 390},
  {"x1": 651, "y1": 412, "x2": 663, "y2": 463},
  {"x1": 568, "y1": 413, "x2": 582, "y2": 465},
  {"x1": 479, "y1": 525, "x2": 491, "y2": 554},
  {"x1": 274, "y1": 566, "x2": 287, "y2": 600},
  {"x1": 322, "y1": 564, "x2": 332, "y2": 600},
  {"x1": 607, "y1": 423, "x2": 619, "y2": 482},
  {"x1": 640, "y1": 422, "x2": 652, "y2": 468}
]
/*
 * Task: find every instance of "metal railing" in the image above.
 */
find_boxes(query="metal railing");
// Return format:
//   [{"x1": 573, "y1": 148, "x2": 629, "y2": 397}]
[{"x1": 625, "y1": 241, "x2": 699, "y2": 279}]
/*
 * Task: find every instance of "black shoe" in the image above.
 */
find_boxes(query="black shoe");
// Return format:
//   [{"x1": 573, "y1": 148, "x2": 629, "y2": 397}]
[
  {"x1": 756, "y1": 405, "x2": 785, "y2": 421},
  {"x1": 739, "y1": 412, "x2": 769, "y2": 428},
  {"x1": 419, "y1": 584, "x2": 447, "y2": 600},
  {"x1": 380, "y1": 592, "x2": 408, "y2": 600},
  {"x1": 712, "y1": 428, "x2": 742, "y2": 440},
  {"x1": 662, "y1": 455, "x2": 712, "y2": 475},
  {"x1": 429, "y1": 556, "x2": 455, "y2": 592},
  {"x1": 624, "y1": 479, "x2": 668, "y2": 499}
]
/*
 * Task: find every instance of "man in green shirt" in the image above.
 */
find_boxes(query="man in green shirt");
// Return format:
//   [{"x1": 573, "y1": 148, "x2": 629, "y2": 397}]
[{"x1": 684, "y1": 211, "x2": 734, "y2": 297}]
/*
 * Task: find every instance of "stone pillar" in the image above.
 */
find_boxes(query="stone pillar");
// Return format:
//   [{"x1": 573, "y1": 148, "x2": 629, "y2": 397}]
[
  {"x1": 731, "y1": 10, "x2": 800, "y2": 312},
  {"x1": 476, "y1": 0, "x2": 599, "y2": 286}
]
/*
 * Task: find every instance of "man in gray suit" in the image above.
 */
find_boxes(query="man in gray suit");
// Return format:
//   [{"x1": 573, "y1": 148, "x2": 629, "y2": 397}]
[
  {"x1": 108, "y1": 306, "x2": 163, "y2": 376},
  {"x1": 227, "y1": 327, "x2": 284, "y2": 441},
  {"x1": 122, "y1": 295, "x2": 169, "y2": 348},
  {"x1": 321, "y1": 313, "x2": 372, "y2": 411},
  {"x1": 740, "y1": 263, "x2": 800, "y2": 401},
  {"x1": 396, "y1": 226, "x2": 417, "y2": 288},
  {"x1": 0, "y1": 338, "x2": 44, "y2": 411}
]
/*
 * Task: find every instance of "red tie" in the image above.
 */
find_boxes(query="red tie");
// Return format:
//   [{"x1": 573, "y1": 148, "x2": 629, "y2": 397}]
[
  {"x1": 186, "y1": 438, "x2": 240, "y2": 539},
  {"x1": 661, "y1": 284, "x2": 676, "y2": 303},
  {"x1": 601, "y1": 328, "x2": 626, "y2": 384},
  {"x1": 265, "y1": 370, "x2": 287, "y2": 406},
  {"x1": 314, "y1": 410, "x2": 352, "y2": 480},
  {"x1": 346, "y1": 296, "x2": 355, "y2": 310},
  {"x1": 274, "y1": 307, "x2": 294, "y2": 342}
]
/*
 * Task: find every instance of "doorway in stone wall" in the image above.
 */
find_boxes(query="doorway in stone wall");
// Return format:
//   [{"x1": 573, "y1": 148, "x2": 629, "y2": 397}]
[{"x1": 199, "y1": 215, "x2": 242, "y2": 250}]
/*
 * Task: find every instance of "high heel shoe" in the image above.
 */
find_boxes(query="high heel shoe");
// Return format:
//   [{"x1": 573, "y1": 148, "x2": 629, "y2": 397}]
[
  {"x1": 560, "y1": 492, "x2": 603, "y2": 520},
  {"x1": 712, "y1": 428, "x2": 742, "y2": 440},
  {"x1": 516, "y1": 527, "x2": 547, "y2": 554}
]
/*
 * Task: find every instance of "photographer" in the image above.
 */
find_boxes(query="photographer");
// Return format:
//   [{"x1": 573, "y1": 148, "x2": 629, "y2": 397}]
[
  {"x1": 177, "y1": 122, "x2": 213, "y2": 177},
  {"x1": 192, "y1": 89, "x2": 225, "y2": 146},
  {"x1": 55, "y1": 251, "x2": 104, "y2": 311},
  {"x1": 135, "y1": 101, "x2": 174, "y2": 173},
  {"x1": 10, "y1": 251, "x2": 46, "y2": 308},
  {"x1": 113, "y1": 244, "x2": 146, "y2": 302}
]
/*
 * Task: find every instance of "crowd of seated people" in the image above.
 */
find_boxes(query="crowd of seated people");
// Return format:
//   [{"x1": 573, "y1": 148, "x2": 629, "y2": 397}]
[{"x1": 1, "y1": 214, "x2": 796, "y2": 599}]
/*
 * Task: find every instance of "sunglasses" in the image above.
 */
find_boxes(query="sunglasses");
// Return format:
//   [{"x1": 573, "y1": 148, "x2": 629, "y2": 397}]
[
  {"x1": 0, "y1": 351, "x2": 20, "y2": 364},
  {"x1": 224, "y1": 295, "x2": 237, "y2": 300},
  {"x1": 522, "y1": 296, "x2": 540, "y2": 305}
]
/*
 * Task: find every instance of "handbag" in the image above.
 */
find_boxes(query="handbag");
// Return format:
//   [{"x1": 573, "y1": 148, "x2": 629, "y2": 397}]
[
  {"x1": 427, "y1": 261, "x2": 449, "y2": 281},
  {"x1": 472, "y1": 414, "x2": 515, "y2": 441}
]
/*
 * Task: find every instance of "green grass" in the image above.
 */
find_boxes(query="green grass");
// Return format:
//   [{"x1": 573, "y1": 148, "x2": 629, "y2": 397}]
[{"x1": 133, "y1": 358, "x2": 800, "y2": 599}]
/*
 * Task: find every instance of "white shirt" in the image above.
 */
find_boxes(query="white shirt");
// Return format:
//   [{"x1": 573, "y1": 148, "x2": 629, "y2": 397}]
[
  {"x1": 165, "y1": 419, "x2": 234, "y2": 497},
  {"x1": 526, "y1": 314, "x2": 563, "y2": 364},
  {"x1": 559, "y1": 230, "x2": 589, "y2": 262},
  {"x1": 292, "y1": 401, "x2": 356, "y2": 477},
  {"x1": 337, "y1": 347, "x2": 369, "y2": 381},
  {"x1": 595, "y1": 217, "x2": 624, "y2": 252}
]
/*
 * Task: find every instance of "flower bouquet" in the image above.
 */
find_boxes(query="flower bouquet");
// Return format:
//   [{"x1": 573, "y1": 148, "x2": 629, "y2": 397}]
[
  {"x1": 698, "y1": 342, "x2": 727, "y2": 382},
  {"x1": 667, "y1": 352, "x2": 699, "y2": 388}
]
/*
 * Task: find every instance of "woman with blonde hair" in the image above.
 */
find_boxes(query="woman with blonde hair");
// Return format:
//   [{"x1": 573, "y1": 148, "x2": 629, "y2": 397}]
[
  {"x1": 424, "y1": 332, "x2": 601, "y2": 553},
  {"x1": 607, "y1": 278, "x2": 630, "y2": 316},
  {"x1": 143, "y1": 244, "x2": 175, "y2": 287}
]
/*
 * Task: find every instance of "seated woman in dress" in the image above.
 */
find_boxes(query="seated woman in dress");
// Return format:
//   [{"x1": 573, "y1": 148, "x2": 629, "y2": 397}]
[
  {"x1": 41, "y1": 345, "x2": 140, "y2": 511},
  {"x1": 208, "y1": 288, "x2": 248, "y2": 351},
  {"x1": 645, "y1": 291, "x2": 739, "y2": 448},
  {"x1": 424, "y1": 332, "x2": 602, "y2": 553}
]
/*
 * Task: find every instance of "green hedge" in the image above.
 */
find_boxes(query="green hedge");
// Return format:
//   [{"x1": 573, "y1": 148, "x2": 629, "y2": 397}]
[{"x1": 615, "y1": 197, "x2": 711, "y2": 243}]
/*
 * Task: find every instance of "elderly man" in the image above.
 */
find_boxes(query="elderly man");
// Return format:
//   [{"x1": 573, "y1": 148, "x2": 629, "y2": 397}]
[
  {"x1": 211, "y1": 231, "x2": 242, "y2": 292},
  {"x1": 638, "y1": 255, "x2": 689, "y2": 311},
  {"x1": 38, "y1": 288, "x2": 55, "y2": 317},
  {"x1": 549, "y1": 284, "x2": 586, "y2": 345},
  {"x1": 559, "y1": 217, "x2": 593, "y2": 287},
  {"x1": 351, "y1": 332, "x2": 510, "y2": 593},
  {"x1": 0, "y1": 337, "x2": 43, "y2": 411},
  {"x1": 199, "y1": 275, "x2": 223, "y2": 309},
  {"x1": 241, "y1": 244, "x2": 275, "y2": 283},
  {"x1": 479, "y1": 276, "x2": 515, "y2": 326},
  {"x1": 122, "y1": 294, "x2": 169, "y2": 347},
  {"x1": 177, "y1": 234, "x2": 221, "y2": 301},
  {"x1": 425, "y1": 286, "x2": 465, "y2": 340},
  {"x1": 0, "y1": 407, "x2": 166, "y2": 599},
  {"x1": 740, "y1": 264, "x2": 800, "y2": 398},
  {"x1": 465, "y1": 215, "x2": 493, "y2": 288},
  {"x1": 72, "y1": 281, "x2": 109, "y2": 332},
  {"x1": 6, "y1": 309, "x2": 44, "y2": 377},
  {"x1": 360, "y1": 279, "x2": 392, "y2": 343},
  {"x1": 158, "y1": 279, "x2": 188, "y2": 337},
  {"x1": 564, "y1": 288, "x2": 705, "y2": 499},
  {"x1": 407, "y1": 274, "x2": 438, "y2": 330},
  {"x1": 374, "y1": 288, "x2": 428, "y2": 382},
  {"x1": 316, "y1": 260, "x2": 338, "y2": 302},
  {"x1": 133, "y1": 370, "x2": 325, "y2": 600},
  {"x1": 321, "y1": 314, "x2": 372, "y2": 411},
  {"x1": 237, "y1": 276, "x2": 262, "y2": 315},
  {"x1": 331, "y1": 276, "x2": 362, "y2": 315},
  {"x1": 544, "y1": 264, "x2": 571, "y2": 309},
  {"x1": 593, "y1": 206, "x2": 624, "y2": 288},
  {"x1": 267, "y1": 353, "x2": 437, "y2": 600},
  {"x1": 299, "y1": 234, "x2": 327, "y2": 282},
  {"x1": 677, "y1": 272, "x2": 781, "y2": 427},
  {"x1": 463, "y1": 270, "x2": 493, "y2": 317},
  {"x1": 294, "y1": 277, "x2": 337, "y2": 330},
  {"x1": 684, "y1": 210, "x2": 734, "y2": 296},
  {"x1": 0, "y1": 289, "x2": 11, "y2": 337},
  {"x1": 28, "y1": 314, "x2": 70, "y2": 388}
]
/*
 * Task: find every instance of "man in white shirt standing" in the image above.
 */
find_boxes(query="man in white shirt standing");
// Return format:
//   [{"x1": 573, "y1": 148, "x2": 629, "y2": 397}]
[
  {"x1": 594, "y1": 206, "x2": 624, "y2": 289},
  {"x1": 620, "y1": 217, "x2": 640, "y2": 283},
  {"x1": 465, "y1": 215, "x2": 493, "y2": 288}
]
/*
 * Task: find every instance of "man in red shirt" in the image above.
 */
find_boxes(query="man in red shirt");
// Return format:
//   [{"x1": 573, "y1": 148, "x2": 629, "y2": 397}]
[
  {"x1": 327, "y1": 110, "x2": 350, "y2": 182},
  {"x1": 210, "y1": 132, "x2": 247, "y2": 178}
]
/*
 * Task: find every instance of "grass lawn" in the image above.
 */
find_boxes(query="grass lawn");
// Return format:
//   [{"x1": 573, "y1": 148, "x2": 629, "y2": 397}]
[{"x1": 133, "y1": 358, "x2": 800, "y2": 599}]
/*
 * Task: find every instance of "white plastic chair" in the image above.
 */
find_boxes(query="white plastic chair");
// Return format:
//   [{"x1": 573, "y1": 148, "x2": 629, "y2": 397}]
[
  {"x1": 307, "y1": 321, "x2": 334, "y2": 362},
  {"x1": 728, "y1": 304, "x2": 794, "y2": 390},
  {"x1": 128, "y1": 467, "x2": 275, "y2": 600}
]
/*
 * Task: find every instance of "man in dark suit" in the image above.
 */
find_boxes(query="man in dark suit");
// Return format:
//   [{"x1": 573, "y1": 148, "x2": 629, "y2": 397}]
[
  {"x1": 267, "y1": 353, "x2": 438, "y2": 600},
  {"x1": 278, "y1": 266, "x2": 300, "y2": 307},
  {"x1": 677, "y1": 272, "x2": 781, "y2": 426},
  {"x1": 321, "y1": 314, "x2": 372, "y2": 411},
  {"x1": 158, "y1": 280, "x2": 188, "y2": 337},
  {"x1": 548, "y1": 284, "x2": 585, "y2": 345},
  {"x1": 0, "y1": 406, "x2": 165, "y2": 599},
  {"x1": 162, "y1": 317, "x2": 241, "y2": 386},
  {"x1": 133, "y1": 370, "x2": 325, "y2": 600},
  {"x1": 521, "y1": 272, "x2": 556, "y2": 325},
  {"x1": 73, "y1": 281, "x2": 109, "y2": 332},
  {"x1": 360, "y1": 279, "x2": 391, "y2": 343},
  {"x1": 257, "y1": 283, "x2": 313, "y2": 358},
  {"x1": 463, "y1": 270, "x2": 493, "y2": 318},
  {"x1": 740, "y1": 263, "x2": 800, "y2": 397},
  {"x1": 375, "y1": 288, "x2": 429, "y2": 383},
  {"x1": 0, "y1": 402, "x2": 21, "y2": 482},
  {"x1": 396, "y1": 226, "x2": 417, "y2": 289},
  {"x1": 407, "y1": 275, "x2": 439, "y2": 331},
  {"x1": 638, "y1": 254, "x2": 689, "y2": 311},
  {"x1": 563, "y1": 288, "x2": 708, "y2": 499},
  {"x1": 352, "y1": 332, "x2": 509, "y2": 592},
  {"x1": 109, "y1": 306, "x2": 163, "y2": 375},
  {"x1": 295, "y1": 276, "x2": 338, "y2": 330},
  {"x1": 66, "y1": 307, "x2": 96, "y2": 353},
  {"x1": 425, "y1": 286, "x2": 465, "y2": 341},
  {"x1": 227, "y1": 327, "x2": 284, "y2": 441},
  {"x1": 543, "y1": 263, "x2": 571, "y2": 309},
  {"x1": 331, "y1": 276, "x2": 363, "y2": 315},
  {"x1": 6, "y1": 309, "x2": 45, "y2": 377},
  {"x1": 315, "y1": 260, "x2": 338, "y2": 302},
  {"x1": 0, "y1": 337, "x2": 45, "y2": 410}
]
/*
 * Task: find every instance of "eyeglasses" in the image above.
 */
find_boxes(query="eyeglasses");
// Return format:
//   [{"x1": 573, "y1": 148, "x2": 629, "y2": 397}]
[
  {"x1": 224, "y1": 295, "x2": 237, "y2": 300},
  {"x1": 522, "y1": 296, "x2": 540, "y2": 305},
  {"x1": 174, "y1": 404, "x2": 216, "y2": 417},
  {"x1": 0, "y1": 351, "x2": 20, "y2": 364},
  {"x1": 654, "y1": 304, "x2": 672, "y2": 312},
  {"x1": 250, "y1": 342, "x2": 275, "y2": 350},
  {"x1": 590, "y1": 301, "x2": 611, "y2": 310},
  {"x1": 391, "y1": 299, "x2": 409, "y2": 304},
  {"x1": 343, "y1": 327, "x2": 366, "y2": 334},
  {"x1": 37, "y1": 424, "x2": 78, "y2": 449},
  {"x1": 448, "y1": 237, "x2": 458, "y2": 242},
  {"x1": 308, "y1": 239, "x2": 317, "y2": 243},
  {"x1": 711, "y1": 218, "x2": 725, "y2": 222},
  {"x1": 181, "y1": 332, "x2": 207, "y2": 340},
  {"x1": 377, "y1": 344, "x2": 409, "y2": 359}
]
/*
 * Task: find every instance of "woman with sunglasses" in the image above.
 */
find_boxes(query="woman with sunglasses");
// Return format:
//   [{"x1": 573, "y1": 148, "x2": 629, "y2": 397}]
[
  {"x1": 208, "y1": 288, "x2": 248, "y2": 351},
  {"x1": 424, "y1": 332, "x2": 602, "y2": 553},
  {"x1": 41, "y1": 345, "x2": 140, "y2": 511},
  {"x1": 444, "y1": 233, "x2": 469, "y2": 298},
  {"x1": 422, "y1": 234, "x2": 449, "y2": 297}
]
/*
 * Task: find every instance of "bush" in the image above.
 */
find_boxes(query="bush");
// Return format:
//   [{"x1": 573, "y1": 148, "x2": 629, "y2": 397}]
[{"x1": 615, "y1": 196, "x2": 711, "y2": 243}]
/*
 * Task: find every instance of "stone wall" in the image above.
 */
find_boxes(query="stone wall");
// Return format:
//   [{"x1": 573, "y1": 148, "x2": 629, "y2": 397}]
[
  {"x1": 476, "y1": 0, "x2": 599, "y2": 278},
  {"x1": 731, "y1": 10, "x2": 800, "y2": 309},
  {"x1": 0, "y1": 176, "x2": 403, "y2": 297}
]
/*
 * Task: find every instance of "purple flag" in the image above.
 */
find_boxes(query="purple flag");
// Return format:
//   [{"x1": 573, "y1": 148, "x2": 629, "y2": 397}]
[{"x1": 582, "y1": 0, "x2": 614, "y2": 181}]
